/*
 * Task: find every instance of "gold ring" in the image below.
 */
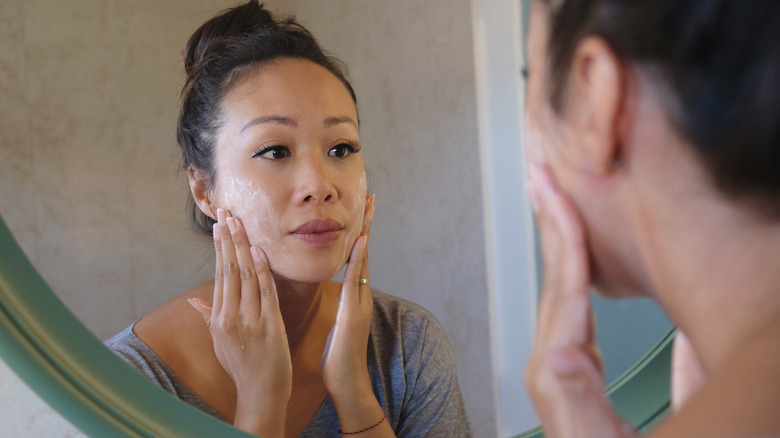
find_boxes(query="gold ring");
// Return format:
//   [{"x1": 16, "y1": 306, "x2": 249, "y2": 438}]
[{"x1": 358, "y1": 278, "x2": 369, "y2": 286}]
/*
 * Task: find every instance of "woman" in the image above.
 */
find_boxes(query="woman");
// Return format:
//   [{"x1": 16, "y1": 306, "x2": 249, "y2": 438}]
[
  {"x1": 523, "y1": 0, "x2": 780, "y2": 437},
  {"x1": 106, "y1": 2, "x2": 471, "y2": 437}
]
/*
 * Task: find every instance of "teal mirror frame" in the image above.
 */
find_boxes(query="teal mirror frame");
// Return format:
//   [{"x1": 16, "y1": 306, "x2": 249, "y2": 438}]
[{"x1": 0, "y1": 215, "x2": 252, "y2": 437}]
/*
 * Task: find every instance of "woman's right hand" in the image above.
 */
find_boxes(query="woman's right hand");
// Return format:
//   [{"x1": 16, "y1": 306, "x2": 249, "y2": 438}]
[
  {"x1": 188, "y1": 208, "x2": 292, "y2": 438},
  {"x1": 525, "y1": 165, "x2": 636, "y2": 438}
]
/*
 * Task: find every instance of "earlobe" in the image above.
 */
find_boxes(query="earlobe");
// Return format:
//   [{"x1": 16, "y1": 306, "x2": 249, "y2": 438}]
[
  {"x1": 569, "y1": 36, "x2": 624, "y2": 175},
  {"x1": 188, "y1": 167, "x2": 216, "y2": 219}
]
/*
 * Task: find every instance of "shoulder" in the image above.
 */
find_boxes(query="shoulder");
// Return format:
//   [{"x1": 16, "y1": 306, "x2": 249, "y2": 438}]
[
  {"x1": 651, "y1": 318, "x2": 780, "y2": 437},
  {"x1": 131, "y1": 281, "x2": 218, "y2": 380}
]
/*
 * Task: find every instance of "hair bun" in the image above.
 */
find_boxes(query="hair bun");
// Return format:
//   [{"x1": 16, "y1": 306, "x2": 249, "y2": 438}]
[{"x1": 183, "y1": 0, "x2": 276, "y2": 76}]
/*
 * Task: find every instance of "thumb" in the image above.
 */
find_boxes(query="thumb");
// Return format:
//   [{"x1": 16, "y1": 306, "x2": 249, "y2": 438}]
[{"x1": 187, "y1": 298, "x2": 213, "y2": 326}]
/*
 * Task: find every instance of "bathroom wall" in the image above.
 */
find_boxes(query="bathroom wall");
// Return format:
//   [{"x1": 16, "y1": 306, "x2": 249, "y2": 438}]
[{"x1": 0, "y1": 0, "x2": 498, "y2": 436}]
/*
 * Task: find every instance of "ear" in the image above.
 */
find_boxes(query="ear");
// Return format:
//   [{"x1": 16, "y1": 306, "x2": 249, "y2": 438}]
[
  {"x1": 566, "y1": 36, "x2": 624, "y2": 175},
  {"x1": 188, "y1": 167, "x2": 216, "y2": 219}
]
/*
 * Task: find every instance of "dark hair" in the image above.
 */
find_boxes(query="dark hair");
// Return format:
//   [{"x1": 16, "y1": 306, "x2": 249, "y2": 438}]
[
  {"x1": 539, "y1": 0, "x2": 780, "y2": 215},
  {"x1": 177, "y1": 0, "x2": 357, "y2": 237}
]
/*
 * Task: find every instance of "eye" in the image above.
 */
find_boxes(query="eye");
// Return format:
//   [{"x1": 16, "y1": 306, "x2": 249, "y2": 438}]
[
  {"x1": 328, "y1": 142, "x2": 361, "y2": 158},
  {"x1": 253, "y1": 145, "x2": 291, "y2": 160}
]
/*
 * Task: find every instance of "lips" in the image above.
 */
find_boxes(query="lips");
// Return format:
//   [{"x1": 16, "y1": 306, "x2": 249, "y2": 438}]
[{"x1": 291, "y1": 219, "x2": 343, "y2": 247}]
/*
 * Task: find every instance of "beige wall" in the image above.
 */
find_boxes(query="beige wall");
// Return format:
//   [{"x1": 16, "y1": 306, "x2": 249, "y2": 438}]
[{"x1": 0, "y1": 0, "x2": 497, "y2": 436}]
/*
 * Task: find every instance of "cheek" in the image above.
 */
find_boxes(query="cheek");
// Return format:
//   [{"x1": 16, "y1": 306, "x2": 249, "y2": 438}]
[
  {"x1": 217, "y1": 177, "x2": 282, "y2": 248},
  {"x1": 340, "y1": 171, "x2": 368, "y2": 259}
]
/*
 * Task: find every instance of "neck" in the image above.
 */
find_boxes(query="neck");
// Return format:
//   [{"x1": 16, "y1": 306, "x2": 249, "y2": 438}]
[
  {"x1": 272, "y1": 276, "x2": 333, "y2": 347},
  {"x1": 637, "y1": 188, "x2": 780, "y2": 373}
]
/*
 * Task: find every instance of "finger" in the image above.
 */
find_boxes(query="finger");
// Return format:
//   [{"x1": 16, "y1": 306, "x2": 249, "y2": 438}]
[
  {"x1": 252, "y1": 246, "x2": 282, "y2": 321},
  {"x1": 187, "y1": 298, "x2": 213, "y2": 326},
  {"x1": 341, "y1": 235, "x2": 368, "y2": 309},
  {"x1": 360, "y1": 194, "x2": 376, "y2": 237},
  {"x1": 534, "y1": 165, "x2": 589, "y2": 299},
  {"x1": 358, "y1": 232, "x2": 372, "y2": 307},
  {"x1": 358, "y1": 199, "x2": 374, "y2": 283},
  {"x1": 546, "y1": 346, "x2": 628, "y2": 436},
  {"x1": 218, "y1": 209, "x2": 240, "y2": 317},
  {"x1": 212, "y1": 222, "x2": 224, "y2": 316},
  {"x1": 228, "y1": 216, "x2": 260, "y2": 320},
  {"x1": 587, "y1": 308, "x2": 605, "y2": 378},
  {"x1": 531, "y1": 165, "x2": 591, "y2": 347}
]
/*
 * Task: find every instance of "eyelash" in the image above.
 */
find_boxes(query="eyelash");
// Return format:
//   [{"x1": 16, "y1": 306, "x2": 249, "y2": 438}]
[
  {"x1": 328, "y1": 141, "x2": 361, "y2": 158},
  {"x1": 251, "y1": 141, "x2": 362, "y2": 160},
  {"x1": 252, "y1": 145, "x2": 290, "y2": 160}
]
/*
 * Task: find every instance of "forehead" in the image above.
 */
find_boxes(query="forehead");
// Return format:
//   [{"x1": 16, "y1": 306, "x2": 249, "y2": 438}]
[{"x1": 221, "y1": 58, "x2": 358, "y2": 122}]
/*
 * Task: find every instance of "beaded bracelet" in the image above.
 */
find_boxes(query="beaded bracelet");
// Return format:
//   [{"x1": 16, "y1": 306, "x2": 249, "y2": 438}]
[{"x1": 338, "y1": 411, "x2": 387, "y2": 435}]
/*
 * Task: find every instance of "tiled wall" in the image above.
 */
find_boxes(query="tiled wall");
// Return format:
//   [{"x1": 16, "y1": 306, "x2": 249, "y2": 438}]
[{"x1": 0, "y1": 1, "x2": 496, "y2": 436}]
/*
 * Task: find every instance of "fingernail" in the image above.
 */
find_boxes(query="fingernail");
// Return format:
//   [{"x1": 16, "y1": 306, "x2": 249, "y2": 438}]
[
  {"x1": 226, "y1": 216, "x2": 238, "y2": 234},
  {"x1": 250, "y1": 246, "x2": 261, "y2": 261},
  {"x1": 216, "y1": 208, "x2": 225, "y2": 223},
  {"x1": 186, "y1": 298, "x2": 198, "y2": 310}
]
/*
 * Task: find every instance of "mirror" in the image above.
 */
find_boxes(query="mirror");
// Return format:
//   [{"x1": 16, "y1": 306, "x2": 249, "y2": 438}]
[{"x1": 0, "y1": 1, "x2": 672, "y2": 436}]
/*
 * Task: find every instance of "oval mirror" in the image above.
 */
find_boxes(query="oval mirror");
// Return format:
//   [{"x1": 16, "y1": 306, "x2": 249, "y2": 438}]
[{"x1": 0, "y1": 1, "x2": 673, "y2": 436}]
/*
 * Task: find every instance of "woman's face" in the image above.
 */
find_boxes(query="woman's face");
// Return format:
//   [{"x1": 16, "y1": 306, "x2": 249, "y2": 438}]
[
  {"x1": 207, "y1": 58, "x2": 366, "y2": 284},
  {"x1": 525, "y1": 1, "x2": 652, "y2": 298}
]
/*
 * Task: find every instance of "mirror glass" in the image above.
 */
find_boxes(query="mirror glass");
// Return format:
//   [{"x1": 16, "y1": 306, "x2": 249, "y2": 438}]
[{"x1": 0, "y1": 1, "x2": 672, "y2": 436}]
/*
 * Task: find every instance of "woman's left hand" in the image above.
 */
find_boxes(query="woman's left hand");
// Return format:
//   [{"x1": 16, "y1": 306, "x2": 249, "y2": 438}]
[
  {"x1": 321, "y1": 195, "x2": 392, "y2": 434},
  {"x1": 524, "y1": 165, "x2": 637, "y2": 438}
]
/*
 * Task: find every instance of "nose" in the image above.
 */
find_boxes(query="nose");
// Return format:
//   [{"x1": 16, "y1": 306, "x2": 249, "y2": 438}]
[{"x1": 292, "y1": 153, "x2": 338, "y2": 206}]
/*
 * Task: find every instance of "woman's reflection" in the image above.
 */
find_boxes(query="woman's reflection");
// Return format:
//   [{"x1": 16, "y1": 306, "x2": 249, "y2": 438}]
[
  {"x1": 106, "y1": 2, "x2": 472, "y2": 437},
  {"x1": 523, "y1": 0, "x2": 780, "y2": 436}
]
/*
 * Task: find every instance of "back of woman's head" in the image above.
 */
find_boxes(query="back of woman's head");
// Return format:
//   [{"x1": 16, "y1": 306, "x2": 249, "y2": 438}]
[
  {"x1": 177, "y1": 0, "x2": 357, "y2": 236},
  {"x1": 539, "y1": 0, "x2": 780, "y2": 216}
]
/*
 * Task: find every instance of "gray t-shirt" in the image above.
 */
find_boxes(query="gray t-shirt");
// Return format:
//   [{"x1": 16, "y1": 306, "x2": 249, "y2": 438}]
[{"x1": 106, "y1": 290, "x2": 473, "y2": 437}]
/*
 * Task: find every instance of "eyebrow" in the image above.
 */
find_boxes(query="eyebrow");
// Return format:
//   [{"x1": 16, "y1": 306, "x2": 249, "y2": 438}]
[
  {"x1": 323, "y1": 116, "x2": 359, "y2": 129},
  {"x1": 240, "y1": 114, "x2": 359, "y2": 134},
  {"x1": 240, "y1": 116, "x2": 297, "y2": 133}
]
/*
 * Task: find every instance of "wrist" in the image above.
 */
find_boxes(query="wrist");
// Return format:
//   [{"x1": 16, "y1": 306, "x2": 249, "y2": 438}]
[
  {"x1": 234, "y1": 390, "x2": 289, "y2": 438},
  {"x1": 332, "y1": 395, "x2": 387, "y2": 436},
  {"x1": 328, "y1": 372, "x2": 374, "y2": 409}
]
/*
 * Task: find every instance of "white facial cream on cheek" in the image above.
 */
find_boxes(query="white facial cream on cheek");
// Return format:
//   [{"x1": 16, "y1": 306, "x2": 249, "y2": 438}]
[
  {"x1": 219, "y1": 177, "x2": 284, "y2": 253},
  {"x1": 340, "y1": 171, "x2": 368, "y2": 263}
]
